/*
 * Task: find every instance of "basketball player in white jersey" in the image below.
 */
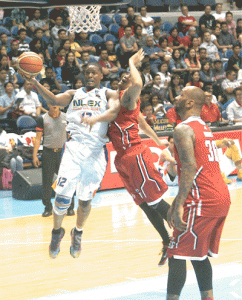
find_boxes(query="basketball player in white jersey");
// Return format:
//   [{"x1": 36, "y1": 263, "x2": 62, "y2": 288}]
[
  {"x1": 22, "y1": 63, "x2": 120, "y2": 259},
  {"x1": 160, "y1": 135, "x2": 178, "y2": 186}
]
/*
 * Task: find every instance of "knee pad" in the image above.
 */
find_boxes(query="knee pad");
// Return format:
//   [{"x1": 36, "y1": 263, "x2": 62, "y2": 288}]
[{"x1": 53, "y1": 194, "x2": 72, "y2": 215}]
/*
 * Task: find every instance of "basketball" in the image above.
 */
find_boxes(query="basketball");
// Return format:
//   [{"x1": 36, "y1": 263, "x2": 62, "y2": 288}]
[{"x1": 17, "y1": 52, "x2": 43, "y2": 76}]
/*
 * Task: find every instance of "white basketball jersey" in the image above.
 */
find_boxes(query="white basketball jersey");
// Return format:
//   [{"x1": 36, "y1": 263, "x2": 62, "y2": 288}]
[{"x1": 66, "y1": 86, "x2": 109, "y2": 148}]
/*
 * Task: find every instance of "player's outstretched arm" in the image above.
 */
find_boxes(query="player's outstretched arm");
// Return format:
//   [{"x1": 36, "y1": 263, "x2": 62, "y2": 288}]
[
  {"x1": 81, "y1": 89, "x2": 120, "y2": 131},
  {"x1": 138, "y1": 113, "x2": 169, "y2": 147},
  {"x1": 168, "y1": 124, "x2": 197, "y2": 231},
  {"x1": 20, "y1": 74, "x2": 74, "y2": 107},
  {"x1": 121, "y1": 49, "x2": 144, "y2": 110}
]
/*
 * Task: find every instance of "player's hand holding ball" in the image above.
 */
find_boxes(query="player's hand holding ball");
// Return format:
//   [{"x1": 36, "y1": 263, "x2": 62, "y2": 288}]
[{"x1": 17, "y1": 52, "x2": 43, "y2": 81}]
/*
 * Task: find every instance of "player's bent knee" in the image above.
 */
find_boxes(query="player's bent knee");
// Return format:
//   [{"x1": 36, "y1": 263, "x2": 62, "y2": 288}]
[{"x1": 53, "y1": 194, "x2": 72, "y2": 215}]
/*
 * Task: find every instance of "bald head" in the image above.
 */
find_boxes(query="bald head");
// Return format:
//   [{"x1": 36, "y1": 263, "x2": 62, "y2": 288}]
[{"x1": 183, "y1": 86, "x2": 205, "y2": 111}]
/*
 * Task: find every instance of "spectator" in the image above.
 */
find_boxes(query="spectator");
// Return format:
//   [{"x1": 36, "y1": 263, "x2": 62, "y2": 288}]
[
  {"x1": 213, "y1": 3, "x2": 226, "y2": 23},
  {"x1": 169, "y1": 49, "x2": 188, "y2": 81},
  {"x1": 29, "y1": 37, "x2": 49, "y2": 59},
  {"x1": 61, "y1": 39, "x2": 71, "y2": 55},
  {"x1": 8, "y1": 40, "x2": 21, "y2": 68},
  {"x1": 185, "y1": 48, "x2": 201, "y2": 72},
  {"x1": 212, "y1": 59, "x2": 226, "y2": 87},
  {"x1": 217, "y1": 22, "x2": 236, "y2": 53},
  {"x1": 53, "y1": 28, "x2": 67, "y2": 55},
  {"x1": 68, "y1": 32, "x2": 82, "y2": 59},
  {"x1": 236, "y1": 18, "x2": 242, "y2": 41},
  {"x1": 168, "y1": 74, "x2": 184, "y2": 104},
  {"x1": 186, "y1": 71, "x2": 204, "y2": 88},
  {"x1": 200, "y1": 31, "x2": 220, "y2": 61},
  {"x1": 0, "y1": 82, "x2": 16, "y2": 123},
  {"x1": 119, "y1": 26, "x2": 138, "y2": 68},
  {"x1": 134, "y1": 15, "x2": 144, "y2": 33},
  {"x1": 16, "y1": 80, "x2": 41, "y2": 117},
  {"x1": 199, "y1": 5, "x2": 216, "y2": 34},
  {"x1": 140, "y1": 62, "x2": 153, "y2": 87},
  {"x1": 167, "y1": 27, "x2": 184, "y2": 51},
  {"x1": 105, "y1": 40, "x2": 121, "y2": 69},
  {"x1": 51, "y1": 16, "x2": 67, "y2": 42},
  {"x1": 49, "y1": 7, "x2": 70, "y2": 28},
  {"x1": 0, "y1": 55, "x2": 17, "y2": 87},
  {"x1": 73, "y1": 78, "x2": 83, "y2": 90},
  {"x1": 150, "y1": 73, "x2": 168, "y2": 104},
  {"x1": 37, "y1": 81, "x2": 50, "y2": 113},
  {"x1": 109, "y1": 78, "x2": 119, "y2": 91},
  {"x1": 166, "y1": 98, "x2": 181, "y2": 126},
  {"x1": 118, "y1": 17, "x2": 133, "y2": 40},
  {"x1": 157, "y1": 62, "x2": 171, "y2": 90},
  {"x1": 158, "y1": 37, "x2": 173, "y2": 63},
  {"x1": 77, "y1": 31, "x2": 96, "y2": 54},
  {"x1": 222, "y1": 70, "x2": 242, "y2": 101},
  {"x1": 200, "y1": 90, "x2": 222, "y2": 122},
  {"x1": 227, "y1": 44, "x2": 242, "y2": 73},
  {"x1": 126, "y1": 5, "x2": 136, "y2": 27},
  {"x1": 143, "y1": 36, "x2": 164, "y2": 76},
  {"x1": 0, "y1": 33, "x2": 10, "y2": 53},
  {"x1": 40, "y1": 67, "x2": 62, "y2": 95},
  {"x1": 134, "y1": 24, "x2": 147, "y2": 50},
  {"x1": 199, "y1": 61, "x2": 214, "y2": 84},
  {"x1": 203, "y1": 84, "x2": 219, "y2": 104},
  {"x1": 28, "y1": 9, "x2": 49, "y2": 37},
  {"x1": 182, "y1": 27, "x2": 197, "y2": 52},
  {"x1": 178, "y1": 6, "x2": 198, "y2": 35},
  {"x1": 0, "y1": 68, "x2": 7, "y2": 96},
  {"x1": 191, "y1": 37, "x2": 201, "y2": 56},
  {"x1": 140, "y1": 6, "x2": 154, "y2": 36},
  {"x1": 198, "y1": 47, "x2": 209, "y2": 63},
  {"x1": 140, "y1": 89, "x2": 151, "y2": 104},
  {"x1": 151, "y1": 94, "x2": 166, "y2": 118},
  {"x1": 153, "y1": 17, "x2": 163, "y2": 32},
  {"x1": 17, "y1": 29, "x2": 30, "y2": 54},
  {"x1": 10, "y1": 8, "x2": 28, "y2": 29},
  {"x1": 225, "y1": 11, "x2": 236, "y2": 38},
  {"x1": 226, "y1": 87, "x2": 242, "y2": 122},
  {"x1": 98, "y1": 49, "x2": 119, "y2": 85},
  {"x1": 153, "y1": 27, "x2": 162, "y2": 45},
  {"x1": 78, "y1": 51, "x2": 97, "y2": 69},
  {"x1": 61, "y1": 51, "x2": 81, "y2": 87},
  {"x1": 141, "y1": 101, "x2": 156, "y2": 127}
]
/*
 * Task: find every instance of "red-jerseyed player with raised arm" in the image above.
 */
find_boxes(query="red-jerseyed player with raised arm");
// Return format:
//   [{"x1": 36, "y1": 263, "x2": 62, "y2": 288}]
[
  {"x1": 82, "y1": 49, "x2": 171, "y2": 266},
  {"x1": 166, "y1": 86, "x2": 231, "y2": 300}
]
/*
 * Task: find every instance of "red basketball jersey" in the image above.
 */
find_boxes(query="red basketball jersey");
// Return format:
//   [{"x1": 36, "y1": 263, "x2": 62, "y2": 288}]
[
  {"x1": 108, "y1": 90, "x2": 142, "y2": 155},
  {"x1": 174, "y1": 116, "x2": 231, "y2": 218}
]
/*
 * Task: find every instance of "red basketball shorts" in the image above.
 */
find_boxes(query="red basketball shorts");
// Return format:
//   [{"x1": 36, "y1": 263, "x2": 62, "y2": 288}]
[
  {"x1": 115, "y1": 146, "x2": 168, "y2": 205},
  {"x1": 167, "y1": 205, "x2": 227, "y2": 260}
]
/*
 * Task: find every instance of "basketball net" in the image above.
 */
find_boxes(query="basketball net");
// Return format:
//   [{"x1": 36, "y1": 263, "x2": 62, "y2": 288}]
[{"x1": 67, "y1": 5, "x2": 102, "y2": 33}]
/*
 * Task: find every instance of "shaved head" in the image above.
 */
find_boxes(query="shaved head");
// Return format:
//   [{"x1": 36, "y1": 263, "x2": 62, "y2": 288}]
[{"x1": 183, "y1": 86, "x2": 205, "y2": 111}]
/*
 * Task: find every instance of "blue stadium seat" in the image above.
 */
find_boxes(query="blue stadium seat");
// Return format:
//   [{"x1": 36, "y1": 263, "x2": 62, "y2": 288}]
[
  {"x1": 164, "y1": 0, "x2": 180, "y2": 6},
  {"x1": 96, "y1": 24, "x2": 108, "y2": 36},
  {"x1": 48, "y1": 46, "x2": 53, "y2": 57},
  {"x1": 239, "y1": 50, "x2": 242, "y2": 58},
  {"x1": 223, "y1": 61, "x2": 228, "y2": 71},
  {"x1": 0, "y1": 26, "x2": 10, "y2": 36},
  {"x1": 89, "y1": 33, "x2": 104, "y2": 46},
  {"x1": 199, "y1": 0, "x2": 215, "y2": 5},
  {"x1": 103, "y1": 33, "x2": 117, "y2": 44},
  {"x1": 16, "y1": 116, "x2": 37, "y2": 134},
  {"x1": 163, "y1": 21, "x2": 174, "y2": 33},
  {"x1": 100, "y1": 14, "x2": 113, "y2": 26},
  {"x1": 16, "y1": 72, "x2": 25, "y2": 85},
  {"x1": 129, "y1": 0, "x2": 145, "y2": 7},
  {"x1": 178, "y1": 32, "x2": 184, "y2": 38},
  {"x1": 113, "y1": 14, "x2": 122, "y2": 25},
  {"x1": 2, "y1": 17, "x2": 11, "y2": 28},
  {"x1": 182, "y1": 0, "x2": 198, "y2": 5},
  {"x1": 11, "y1": 25, "x2": 19, "y2": 37},
  {"x1": 225, "y1": 49, "x2": 233, "y2": 59},
  {"x1": 146, "y1": 0, "x2": 164, "y2": 7},
  {"x1": 42, "y1": 35, "x2": 50, "y2": 44},
  {"x1": 109, "y1": 23, "x2": 120, "y2": 36}
]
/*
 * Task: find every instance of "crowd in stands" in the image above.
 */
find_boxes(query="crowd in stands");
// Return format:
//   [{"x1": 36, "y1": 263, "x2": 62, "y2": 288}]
[{"x1": 0, "y1": 3, "x2": 242, "y2": 139}]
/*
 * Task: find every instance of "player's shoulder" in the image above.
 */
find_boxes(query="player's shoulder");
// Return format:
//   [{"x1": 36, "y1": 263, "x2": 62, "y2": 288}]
[{"x1": 174, "y1": 122, "x2": 195, "y2": 141}]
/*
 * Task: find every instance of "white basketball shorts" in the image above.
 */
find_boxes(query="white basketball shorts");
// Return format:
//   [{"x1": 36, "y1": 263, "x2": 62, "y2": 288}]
[{"x1": 54, "y1": 137, "x2": 107, "y2": 200}]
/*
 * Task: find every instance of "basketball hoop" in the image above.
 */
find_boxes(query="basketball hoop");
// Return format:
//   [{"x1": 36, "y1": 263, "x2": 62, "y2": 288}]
[{"x1": 67, "y1": 5, "x2": 102, "y2": 33}]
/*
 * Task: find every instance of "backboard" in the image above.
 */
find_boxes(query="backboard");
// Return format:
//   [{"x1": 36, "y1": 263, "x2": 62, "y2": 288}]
[{"x1": 0, "y1": 0, "x2": 128, "y2": 9}]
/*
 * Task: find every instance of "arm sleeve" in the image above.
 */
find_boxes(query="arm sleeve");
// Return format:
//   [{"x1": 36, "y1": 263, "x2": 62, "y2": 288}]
[{"x1": 36, "y1": 115, "x2": 44, "y2": 131}]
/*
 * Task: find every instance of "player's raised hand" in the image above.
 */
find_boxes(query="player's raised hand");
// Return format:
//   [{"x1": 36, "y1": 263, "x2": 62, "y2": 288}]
[
  {"x1": 129, "y1": 49, "x2": 145, "y2": 66},
  {"x1": 18, "y1": 70, "x2": 36, "y2": 83}
]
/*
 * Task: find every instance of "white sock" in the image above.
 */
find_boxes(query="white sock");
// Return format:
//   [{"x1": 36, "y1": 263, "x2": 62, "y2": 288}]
[{"x1": 75, "y1": 226, "x2": 83, "y2": 232}]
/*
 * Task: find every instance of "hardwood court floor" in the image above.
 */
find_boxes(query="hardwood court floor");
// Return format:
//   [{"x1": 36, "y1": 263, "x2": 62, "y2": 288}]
[{"x1": 0, "y1": 185, "x2": 241, "y2": 300}]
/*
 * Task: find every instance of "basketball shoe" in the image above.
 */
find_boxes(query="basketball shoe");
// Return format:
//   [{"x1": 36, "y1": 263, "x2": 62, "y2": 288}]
[
  {"x1": 70, "y1": 228, "x2": 83, "y2": 258},
  {"x1": 49, "y1": 227, "x2": 65, "y2": 259},
  {"x1": 158, "y1": 242, "x2": 169, "y2": 267}
]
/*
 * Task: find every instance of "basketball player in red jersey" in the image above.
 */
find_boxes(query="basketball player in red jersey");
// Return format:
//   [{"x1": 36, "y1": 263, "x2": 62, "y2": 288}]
[
  {"x1": 166, "y1": 86, "x2": 231, "y2": 300},
  {"x1": 82, "y1": 49, "x2": 171, "y2": 266}
]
